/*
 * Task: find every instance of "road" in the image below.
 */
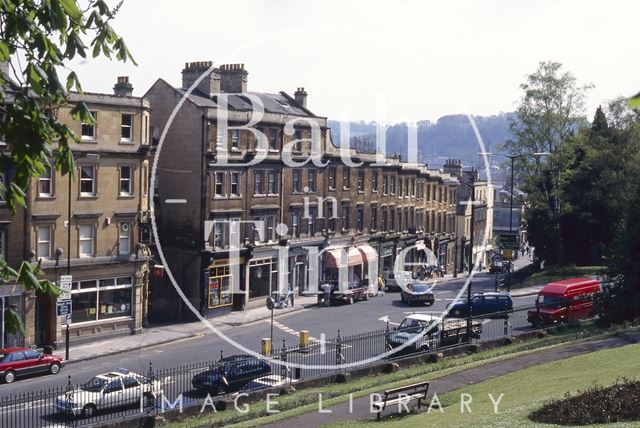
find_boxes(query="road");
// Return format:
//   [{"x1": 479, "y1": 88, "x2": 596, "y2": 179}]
[{"x1": 0, "y1": 271, "x2": 537, "y2": 426}]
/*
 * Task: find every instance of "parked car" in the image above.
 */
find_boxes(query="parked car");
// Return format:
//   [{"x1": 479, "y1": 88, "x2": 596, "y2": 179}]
[
  {"x1": 0, "y1": 347, "x2": 63, "y2": 384},
  {"x1": 382, "y1": 270, "x2": 413, "y2": 291},
  {"x1": 527, "y1": 278, "x2": 601, "y2": 327},
  {"x1": 387, "y1": 314, "x2": 482, "y2": 352},
  {"x1": 54, "y1": 369, "x2": 162, "y2": 418},
  {"x1": 191, "y1": 355, "x2": 271, "y2": 395},
  {"x1": 400, "y1": 282, "x2": 435, "y2": 306},
  {"x1": 447, "y1": 292, "x2": 514, "y2": 318},
  {"x1": 489, "y1": 261, "x2": 506, "y2": 273}
]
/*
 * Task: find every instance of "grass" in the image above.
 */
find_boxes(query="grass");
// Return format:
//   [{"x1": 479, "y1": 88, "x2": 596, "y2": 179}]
[
  {"x1": 163, "y1": 323, "x2": 638, "y2": 428},
  {"x1": 510, "y1": 265, "x2": 605, "y2": 289},
  {"x1": 330, "y1": 343, "x2": 640, "y2": 428}
]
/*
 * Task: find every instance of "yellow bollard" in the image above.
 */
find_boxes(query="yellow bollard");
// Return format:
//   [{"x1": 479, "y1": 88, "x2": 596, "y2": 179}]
[
  {"x1": 299, "y1": 330, "x2": 310, "y2": 350},
  {"x1": 261, "y1": 338, "x2": 271, "y2": 355}
]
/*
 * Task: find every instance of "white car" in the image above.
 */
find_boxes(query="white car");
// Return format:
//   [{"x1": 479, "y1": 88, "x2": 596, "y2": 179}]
[{"x1": 54, "y1": 369, "x2": 162, "y2": 418}]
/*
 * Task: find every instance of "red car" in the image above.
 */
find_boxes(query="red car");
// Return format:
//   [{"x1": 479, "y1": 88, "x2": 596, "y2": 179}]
[{"x1": 0, "y1": 347, "x2": 64, "y2": 383}]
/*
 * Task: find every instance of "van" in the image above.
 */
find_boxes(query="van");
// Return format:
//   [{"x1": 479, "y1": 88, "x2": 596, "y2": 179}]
[
  {"x1": 527, "y1": 277, "x2": 601, "y2": 327},
  {"x1": 382, "y1": 270, "x2": 413, "y2": 291}
]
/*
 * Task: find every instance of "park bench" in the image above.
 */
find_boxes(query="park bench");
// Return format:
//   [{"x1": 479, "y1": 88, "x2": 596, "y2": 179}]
[{"x1": 371, "y1": 380, "x2": 430, "y2": 421}]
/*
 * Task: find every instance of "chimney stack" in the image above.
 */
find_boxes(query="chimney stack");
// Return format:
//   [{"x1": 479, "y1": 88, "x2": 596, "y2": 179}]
[
  {"x1": 181, "y1": 61, "x2": 220, "y2": 97},
  {"x1": 443, "y1": 158, "x2": 462, "y2": 178},
  {"x1": 219, "y1": 63, "x2": 248, "y2": 93},
  {"x1": 294, "y1": 87, "x2": 308, "y2": 109},
  {"x1": 113, "y1": 76, "x2": 133, "y2": 97}
]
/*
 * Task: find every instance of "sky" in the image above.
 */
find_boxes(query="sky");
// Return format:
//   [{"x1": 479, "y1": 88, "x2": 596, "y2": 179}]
[{"x1": 67, "y1": 0, "x2": 640, "y2": 124}]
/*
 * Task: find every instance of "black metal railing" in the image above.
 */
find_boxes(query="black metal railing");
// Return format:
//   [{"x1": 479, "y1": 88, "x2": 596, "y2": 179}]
[{"x1": 0, "y1": 297, "x2": 608, "y2": 427}]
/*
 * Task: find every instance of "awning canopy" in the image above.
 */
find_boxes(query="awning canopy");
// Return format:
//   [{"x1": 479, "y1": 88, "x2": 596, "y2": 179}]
[
  {"x1": 323, "y1": 247, "x2": 363, "y2": 268},
  {"x1": 357, "y1": 244, "x2": 378, "y2": 265}
]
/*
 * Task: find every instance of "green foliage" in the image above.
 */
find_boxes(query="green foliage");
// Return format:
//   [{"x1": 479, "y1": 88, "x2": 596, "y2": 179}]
[{"x1": 0, "y1": 0, "x2": 134, "y2": 336}]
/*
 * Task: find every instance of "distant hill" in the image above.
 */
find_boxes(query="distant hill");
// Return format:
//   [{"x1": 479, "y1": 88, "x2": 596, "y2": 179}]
[{"x1": 328, "y1": 113, "x2": 515, "y2": 168}]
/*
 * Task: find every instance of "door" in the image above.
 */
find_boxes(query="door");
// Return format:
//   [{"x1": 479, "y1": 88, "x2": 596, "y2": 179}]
[
  {"x1": 7, "y1": 351, "x2": 29, "y2": 376},
  {"x1": 122, "y1": 376, "x2": 142, "y2": 405},
  {"x1": 22, "y1": 349, "x2": 45, "y2": 374},
  {"x1": 101, "y1": 379, "x2": 124, "y2": 409}
]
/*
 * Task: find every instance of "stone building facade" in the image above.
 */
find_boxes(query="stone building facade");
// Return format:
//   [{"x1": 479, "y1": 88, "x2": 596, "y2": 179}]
[
  {"x1": 29, "y1": 78, "x2": 152, "y2": 345},
  {"x1": 147, "y1": 61, "x2": 459, "y2": 320}
]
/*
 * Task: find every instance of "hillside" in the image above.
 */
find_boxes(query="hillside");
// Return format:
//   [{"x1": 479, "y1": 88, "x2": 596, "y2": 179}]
[{"x1": 328, "y1": 113, "x2": 515, "y2": 167}]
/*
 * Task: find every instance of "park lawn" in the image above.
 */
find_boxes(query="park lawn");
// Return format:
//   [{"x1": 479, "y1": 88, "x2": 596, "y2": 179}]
[
  {"x1": 331, "y1": 343, "x2": 640, "y2": 428},
  {"x1": 511, "y1": 265, "x2": 605, "y2": 289}
]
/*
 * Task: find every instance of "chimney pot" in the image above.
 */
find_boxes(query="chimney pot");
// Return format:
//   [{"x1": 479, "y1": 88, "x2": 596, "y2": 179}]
[{"x1": 113, "y1": 76, "x2": 133, "y2": 97}]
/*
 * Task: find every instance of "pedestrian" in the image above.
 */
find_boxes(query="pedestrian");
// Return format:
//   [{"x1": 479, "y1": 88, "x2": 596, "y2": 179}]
[
  {"x1": 377, "y1": 274, "x2": 385, "y2": 291},
  {"x1": 321, "y1": 282, "x2": 332, "y2": 307}
]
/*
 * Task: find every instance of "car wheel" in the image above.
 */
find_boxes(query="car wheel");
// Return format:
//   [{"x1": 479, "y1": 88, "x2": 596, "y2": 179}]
[
  {"x1": 4, "y1": 370, "x2": 15, "y2": 384},
  {"x1": 49, "y1": 362, "x2": 61, "y2": 375},
  {"x1": 81, "y1": 404, "x2": 96, "y2": 418}
]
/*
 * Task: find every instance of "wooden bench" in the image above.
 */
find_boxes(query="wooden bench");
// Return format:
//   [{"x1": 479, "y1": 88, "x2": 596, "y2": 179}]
[{"x1": 371, "y1": 381, "x2": 430, "y2": 421}]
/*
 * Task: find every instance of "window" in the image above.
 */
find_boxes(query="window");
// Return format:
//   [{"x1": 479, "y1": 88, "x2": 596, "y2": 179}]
[
  {"x1": 38, "y1": 166, "x2": 53, "y2": 197},
  {"x1": 231, "y1": 129, "x2": 240, "y2": 149},
  {"x1": 342, "y1": 167, "x2": 350, "y2": 189},
  {"x1": 371, "y1": 207, "x2": 377, "y2": 231},
  {"x1": 307, "y1": 207, "x2": 317, "y2": 236},
  {"x1": 119, "y1": 166, "x2": 132, "y2": 196},
  {"x1": 328, "y1": 167, "x2": 336, "y2": 190},
  {"x1": 267, "y1": 171, "x2": 277, "y2": 194},
  {"x1": 390, "y1": 209, "x2": 395, "y2": 231},
  {"x1": 292, "y1": 169, "x2": 301, "y2": 193},
  {"x1": 79, "y1": 224, "x2": 94, "y2": 257},
  {"x1": 411, "y1": 179, "x2": 416, "y2": 197},
  {"x1": 118, "y1": 223, "x2": 130, "y2": 256},
  {"x1": 341, "y1": 204, "x2": 349, "y2": 231},
  {"x1": 326, "y1": 202, "x2": 336, "y2": 232},
  {"x1": 214, "y1": 222, "x2": 225, "y2": 248},
  {"x1": 254, "y1": 171, "x2": 264, "y2": 195},
  {"x1": 294, "y1": 129, "x2": 302, "y2": 152},
  {"x1": 381, "y1": 210, "x2": 388, "y2": 231},
  {"x1": 121, "y1": 114, "x2": 132, "y2": 142},
  {"x1": 81, "y1": 111, "x2": 97, "y2": 140},
  {"x1": 230, "y1": 172, "x2": 240, "y2": 196},
  {"x1": 291, "y1": 210, "x2": 300, "y2": 238},
  {"x1": 80, "y1": 165, "x2": 96, "y2": 196},
  {"x1": 398, "y1": 178, "x2": 403, "y2": 197},
  {"x1": 382, "y1": 176, "x2": 388, "y2": 195},
  {"x1": 308, "y1": 169, "x2": 316, "y2": 192},
  {"x1": 390, "y1": 176, "x2": 396, "y2": 194},
  {"x1": 0, "y1": 171, "x2": 5, "y2": 201},
  {"x1": 372, "y1": 172, "x2": 378, "y2": 193},
  {"x1": 357, "y1": 170, "x2": 364, "y2": 192},
  {"x1": 215, "y1": 172, "x2": 226, "y2": 197},
  {"x1": 36, "y1": 225, "x2": 51, "y2": 259},
  {"x1": 0, "y1": 227, "x2": 5, "y2": 260},
  {"x1": 253, "y1": 214, "x2": 277, "y2": 243},
  {"x1": 356, "y1": 207, "x2": 364, "y2": 232},
  {"x1": 268, "y1": 129, "x2": 278, "y2": 150}
]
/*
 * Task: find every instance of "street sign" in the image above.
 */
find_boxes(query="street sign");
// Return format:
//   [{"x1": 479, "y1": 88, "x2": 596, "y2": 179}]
[
  {"x1": 56, "y1": 300, "x2": 72, "y2": 318},
  {"x1": 498, "y1": 233, "x2": 519, "y2": 250},
  {"x1": 59, "y1": 275, "x2": 72, "y2": 301}
]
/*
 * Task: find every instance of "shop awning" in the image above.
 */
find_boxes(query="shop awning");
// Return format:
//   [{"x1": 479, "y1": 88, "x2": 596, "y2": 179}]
[
  {"x1": 323, "y1": 247, "x2": 363, "y2": 268},
  {"x1": 357, "y1": 244, "x2": 378, "y2": 265}
]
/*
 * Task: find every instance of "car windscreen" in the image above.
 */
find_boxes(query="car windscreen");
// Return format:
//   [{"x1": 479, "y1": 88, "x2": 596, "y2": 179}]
[
  {"x1": 398, "y1": 318, "x2": 428, "y2": 333},
  {"x1": 81, "y1": 377, "x2": 108, "y2": 392},
  {"x1": 411, "y1": 284, "x2": 431, "y2": 293},
  {"x1": 539, "y1": 295, "x2": 565, "y2": 307}
]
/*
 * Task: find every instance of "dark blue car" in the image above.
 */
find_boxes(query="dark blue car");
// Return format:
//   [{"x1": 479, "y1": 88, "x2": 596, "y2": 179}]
[
  {"x1": 447, "y1": 292, "x2": 513, "y2": 318},
  {"x1": 192, "y1": 355, "x2": 271, "y2": 395}
]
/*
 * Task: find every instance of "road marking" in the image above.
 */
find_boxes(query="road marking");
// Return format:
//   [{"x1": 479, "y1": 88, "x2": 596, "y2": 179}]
[{"x1": 270, "y1": 320, "x2": 318, "y2": 342}]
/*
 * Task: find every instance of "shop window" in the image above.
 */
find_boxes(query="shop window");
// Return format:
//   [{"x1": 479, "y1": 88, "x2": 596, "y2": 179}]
[
  {"x1": 208, "y1": 266, "x2": 233, "y2": 308},
  {"x1": 70, "y1": 277, "x2": 133, "y2": 323}
]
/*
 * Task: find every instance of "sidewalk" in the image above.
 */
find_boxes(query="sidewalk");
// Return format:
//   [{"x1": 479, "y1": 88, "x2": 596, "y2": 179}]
[
  {"x1": 65, "y1": 295, "x2": 317, "y2": 364},
  {"x1": 261, "y1": 335, "x2": 637, "y2": 428}
]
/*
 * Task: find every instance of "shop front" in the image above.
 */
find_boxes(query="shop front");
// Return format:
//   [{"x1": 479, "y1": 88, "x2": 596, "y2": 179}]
[
  {"x1": 379, "y1": 244, "x2": 395, "y2": 274},
  {"x1": 322, "y1": 247, "x2": 363, "y2": 287}
]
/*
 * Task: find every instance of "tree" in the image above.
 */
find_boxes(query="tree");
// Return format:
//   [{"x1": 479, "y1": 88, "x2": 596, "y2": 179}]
[
  {"x1": 0, "y1": 0, "x2": 135, "y2": 335},
  {"x1": 505, "y1": 61, "x2": 592, "y2": 264}
]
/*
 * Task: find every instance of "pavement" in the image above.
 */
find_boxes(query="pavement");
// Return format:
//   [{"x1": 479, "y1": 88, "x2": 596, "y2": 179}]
[
  {"x1": 65, "y1": 256, "x2": 537, "y2": 364},
  {"x1": 67, "y1": 295, "x2": 318, "y2": 364},
  {"x1": 261, "y1": 335, "x2": 638, "y2": 428}
]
